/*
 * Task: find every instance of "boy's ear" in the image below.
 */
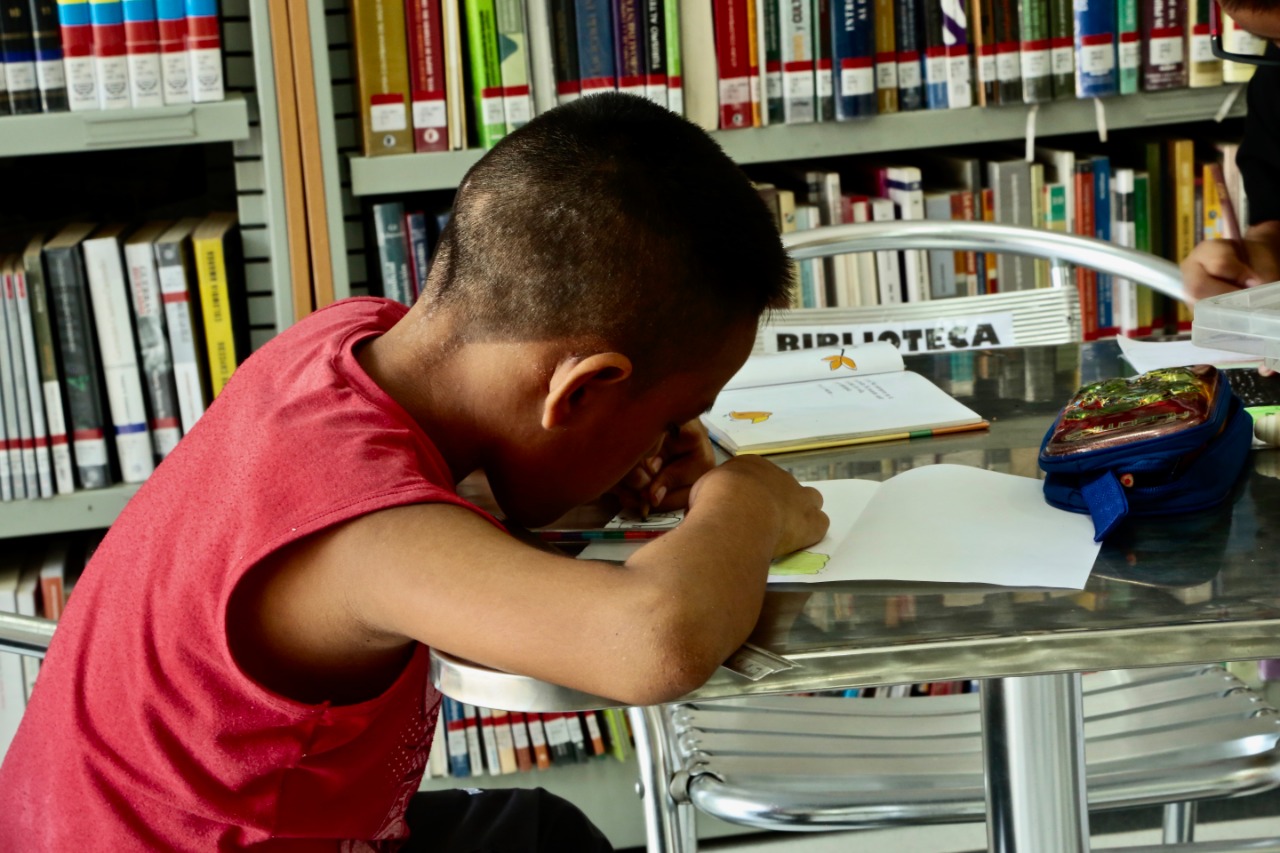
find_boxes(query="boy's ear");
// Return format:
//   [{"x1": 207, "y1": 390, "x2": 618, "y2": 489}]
[{"x1": 542, "y1": 352, "x2": 634, "y2": 430}]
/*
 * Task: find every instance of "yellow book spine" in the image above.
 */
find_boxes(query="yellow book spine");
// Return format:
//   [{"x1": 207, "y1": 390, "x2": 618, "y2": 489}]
[
  {"x1": 746, "y1": 0, "x2": 761, "y2": 126},
  {"x1": 193, "y1": 235, "x2": 236, "y2": 398}
]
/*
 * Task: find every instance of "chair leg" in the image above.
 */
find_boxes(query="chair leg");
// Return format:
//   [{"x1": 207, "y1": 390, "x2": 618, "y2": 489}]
[
  {"x1": 1162, "y1": 802, "x2": 1197, "y2": 845},
  {"x1": 629, "y1": 706, "x2": 692, "y2": 853}
]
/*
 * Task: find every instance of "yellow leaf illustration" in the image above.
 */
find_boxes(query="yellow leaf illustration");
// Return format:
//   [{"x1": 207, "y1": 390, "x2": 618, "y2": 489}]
[
  {"x1": 729, "y1": 411, "x2": 772, "y2": 424},
  {"x1": 822, "y1": 354, "x2": 858, "y2": 371},
  {"x1": 770, "y1": 551, "x2": 829, "y2": 576}
]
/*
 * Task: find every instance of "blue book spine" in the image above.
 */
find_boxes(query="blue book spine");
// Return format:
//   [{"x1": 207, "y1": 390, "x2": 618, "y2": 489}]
[
  {"x1": 575, "y1": 0, "x2": 616, "y2": 94},
  {"x1": 442, "y1": 698, "x2": 472, "y2": 777},
  {"x1": 404, "y1": 211, "x2": 430, "y2": 300},
  {"x1": 1072, "y1": 0, "x2": 1116, "y2": 97},
  {"x1": 1092, "y1": 156, "x2": 1113, "y2": 333},
  {"x1": 831, "y1": 0, "x2": 874, "y2": 119}
]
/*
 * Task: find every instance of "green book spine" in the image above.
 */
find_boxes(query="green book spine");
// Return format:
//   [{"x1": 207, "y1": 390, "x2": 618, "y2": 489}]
[
  {"x1": 495, "y1": 0, "x2": 533, "y2": 132},
  {"x1": 465, "y1": 0, "x2": 507, "y2": 148},
  {"x1": 1133, "y1": 171, "x2": 1153, "y2": 335},
  {"x1": 22, "y1": 238, "x2": 74, "y2": 494},
  {"x1": 664, "y1": 0, "x2": 682, "y2": 114},
  {"x1": 1018, "y1": 0, "x2": 1052, "y2": 103},
  {"x1": 1047, "y1": 0, "x2": 1073, "y2": 98},
  {"x1": 763, "y1": 0, "x2": 783, "y2": 123},
  {"x1": 1116, "y1": 0, "x2": 1138, "y2": 94}
]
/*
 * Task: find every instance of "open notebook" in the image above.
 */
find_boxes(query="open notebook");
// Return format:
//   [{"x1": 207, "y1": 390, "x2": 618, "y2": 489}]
[{"x1": 702, "y1": 343, "x2": 987, "y2": 455}]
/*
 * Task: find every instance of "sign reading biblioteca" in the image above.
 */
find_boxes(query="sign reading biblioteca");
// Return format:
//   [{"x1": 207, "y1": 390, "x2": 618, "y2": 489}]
[{"x1": 762, "y1": 313, "x2": 1018, "y2": 355}]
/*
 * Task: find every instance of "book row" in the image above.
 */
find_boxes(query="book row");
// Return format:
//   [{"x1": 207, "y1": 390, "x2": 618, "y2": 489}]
[
  {"x1": 0, "y1": 0, "x2": 225, "y2": 115},
  {"x1": 0, "y1": 214, "x2": 246, "y2": 502},
  {"x1": 348, "y1": 0, "x2": 1266, "y2": 154},
  {"x1": 754, "y1": 133, "x2": 1246, "y2": 341},
  {"x1": 425, "y1": 699, "x2": 633, "y2": 778},
  {"x1": 0, "y1": 531, "x2": 102, "y2": 759}
]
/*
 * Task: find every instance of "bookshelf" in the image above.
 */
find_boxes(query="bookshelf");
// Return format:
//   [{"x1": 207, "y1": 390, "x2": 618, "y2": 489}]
[
  {"x1": 347, "y1": 86, "x2": 1249, "y2": 197},
  {"x1": 0, "y1": 485, "x2": 142, "y2": 539}
]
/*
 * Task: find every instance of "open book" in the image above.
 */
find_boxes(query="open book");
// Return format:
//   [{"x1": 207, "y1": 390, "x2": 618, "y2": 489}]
[
  {"x1": 703, "y1": 343, "x2": 988, "y2": 455},
  {"x1": 578, "y1": 466, "x2": 1101, "y2": 589}
]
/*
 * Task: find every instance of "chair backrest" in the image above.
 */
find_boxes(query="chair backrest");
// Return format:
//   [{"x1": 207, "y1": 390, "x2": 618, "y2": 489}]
[{"x1": 756, "y1": 221, "x2": 1187, "y2": 356}]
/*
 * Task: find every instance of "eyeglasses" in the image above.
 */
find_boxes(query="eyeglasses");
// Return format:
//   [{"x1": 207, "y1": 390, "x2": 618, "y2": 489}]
[{"x1": 1210, "y1": 2, "x2": 1280, "y2": 66}]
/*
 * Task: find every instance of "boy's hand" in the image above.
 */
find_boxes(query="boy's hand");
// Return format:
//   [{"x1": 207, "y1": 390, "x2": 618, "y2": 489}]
[
  {"x1": 687, "y1": 456, "x2": 828, "y2": 559},
  {"x1": 611, "y1": 419, "x2": 716, "y2": 513},
  {"x1": 1182, "y1": 226, "x2": 1280, "y2": 303}
]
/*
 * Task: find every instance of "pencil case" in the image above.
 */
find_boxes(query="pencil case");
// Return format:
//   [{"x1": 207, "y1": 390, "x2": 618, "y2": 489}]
[{"x1": 1038, "y1": 365, "x2": 1253, "y2": 542}]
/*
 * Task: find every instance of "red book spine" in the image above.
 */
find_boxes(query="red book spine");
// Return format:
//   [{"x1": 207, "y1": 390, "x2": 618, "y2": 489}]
[
  {"x1": 405, "y1": 0, "x2": 449, "y2": 152},
  {"x1": 713, "y1": 0, "x2": 751, "y2": 129},
  {"x1": 1074, "y1": 165, "x2": 1099, "y2": 340}
]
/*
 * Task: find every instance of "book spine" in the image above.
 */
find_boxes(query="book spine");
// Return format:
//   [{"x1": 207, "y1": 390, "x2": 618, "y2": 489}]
[
  {"x1": 549, "y1": 0, "x2": 580, "y2": 102},
  {"x1": 992, "y1": 0, "x2": 1020, "y2": 104},
  {"x1": 980, "y1": 186, "x2": 996, "y2": 292},
  {"x1": 122, "y1": 0, "x2": 162, "y2": 106},
  {"x1": 0, "y1": 271, "x2": 32, "y2": 498},
  {"x1": 574, "y1": 0, "x2": 615, "y2": 97},
  {"x1": 663, "y1": 0, "x2": 680, "y2": 111},
  {"x1": 461, "y1": 704, "x2": 485, "y2": 775},
  {"x1": 886, "y1": 167, "x2": 929, "y2": 302},
  {"x1": 1030, "y1": 161, "x2": 1047, "y2": 287},
  {"x1": 1017, "y1": 0, "x2": 1050, "y2": 102},
  {"x1": 23, "y1": 246, "x2": 74, "y2": 494},
  {"x1": 1046, "y1": 0, "x2": 1071, "y2": 97},
  {"x1": 1114, "y1": 0, "x2": 1137, "y2": 94},
  {"x1": 0, "y1": 0, "x2": 41, "y2": 113},
  {"x1": 642, "y1": 0, "x2": 668, "y2": 106},
  {"x1": 921, "y1": 0, "x2": 946, "y2": 109},
  {"x1": 372, "y1": 202, "x2": 413, "y2": 305},
  {"x1": 124, "y1": 239, "x2": 182, "y2": 459},
  {"x1": 45, "y1": 243, "x2": 112, "y2": 489},
  {"x1": 494, "y1": 0, "x2": 533, "y2": 129},
  {"x1": 1132, "y1": 170, "x2": 1153, "y2": 336},
  {"x1": 1222, "y1": 14, "x2": 1263, "y2": 83},
  {"x1": 488, "y1": 708, "x2": 518, "y2": 774},
  {"x1": 1071, "y1": 0, "x2": 1115, "y2": 98},
  {"x1": 1091, "y1": 156, "x2": 1113, "y2": 336},
  {"x1": 403, "y1": 210, "x2": 428, "y2": 300},
  {"x1": 612, "y1": 0, "x2": 643, "y2": 97},
  {"x1": 1073, "y1": 160, "x2": 1098, "y2": 339},
  {"x1": 871, "y1": 0, "x2": 894, "y2": 111},
  {"x1": 82, "y1": 234, "x2": 155, "y2": 484},
  {"x1": 88, "y1": 0, "x2": 129, "y2": 109},
  {"x1": 941, "y1": 0, "x2": 969, "y2": 108},
  {"x1": 971, "y1": 0, "x2": 996, "y2": 105},
  {"x1": 154, "y1": 236, "x2": 207, "y2": 434},
  {"x1": 524, "y1": 711, "x2": 552, "y2": 769},
  {"x1": 508, "y1": 711, "x2": 534, "y2": 772},
  {"x1": 352, "y1": 0, "x2": 413, "y2": 154},
  {"x1": 154, "y1": 0, "x2": 188, "y2": 103},
  {"x1": 868, "y1": 196, "x2": 901, "y2": 303},
  {"x1": 713, "y1": 0, "x2": 752, "y2": 127},
  {"x1": 831, "y1": 0, "x2": 873, "y2": 118},
  {"x1": 406, "y1": 0, "x2": 450, "y2": 151},
  {"x1": 543, "y1": 711, "x2": 574, "y2": 764},
  {"x1": 955, "y1": 189, "x2": 977, "y2": 296},
  {"x1": 1168, "y1": 138, "x2": 1195, "y2": 262},
  {"x1": 56, "y1": 0, "x2": 99, "y2": 110},
  {"x1": 811, "y1": 0, "x2": 832, "y2": 119},
  {"x1": 893, "y1": 0, "x2": 921, "y2": 111},
  {"x1": 1112, "y1": 168, "x2": 1138, "y2": 337},
  {"x1": 761, "y1": 0, "x2": 781, "y2": 120},
  {"x1": 183, "y1": 0, "x2": 221, "y2": 101},
  {"x1": 11, "y1": 268, "x2": 55, "y2": 496},
  {"x1": 191, "y1": 226, "x2": 239, "y2": 399},
  {"x1": 1185, "y1": 0, "x2": 1220, "y2": 88},
  {"x1": 441, "y1": 698, "x2": 471, "y2": 776},
  {"x1": 465, "y1": 0, "x2": 506, "y2": 145},
  {"x1": 30, "y1": 0, "x2": 69, "y2": 111},
  {"x1": 779, "y1": 0, "x2": 815, "y2": 123}
]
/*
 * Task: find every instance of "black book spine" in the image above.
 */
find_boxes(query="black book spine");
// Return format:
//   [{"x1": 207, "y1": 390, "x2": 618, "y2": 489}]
[
  {"x1": 0, "y1": 0, "x2": 41, "y2": 113},
  {"x1": 27, "y1": 0, "x2": 66, "y2": 111}
]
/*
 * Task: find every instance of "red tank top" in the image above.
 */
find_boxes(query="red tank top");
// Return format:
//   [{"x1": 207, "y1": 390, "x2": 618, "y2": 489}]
[{"x1": 0, "y1": 298, "x2": 501, "y2": 850}]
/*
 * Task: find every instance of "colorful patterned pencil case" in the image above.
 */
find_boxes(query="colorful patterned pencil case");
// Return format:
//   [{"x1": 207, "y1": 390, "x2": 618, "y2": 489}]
[{"x1": 1038, "y1": 365, "x2": 1254, "y2": 542}]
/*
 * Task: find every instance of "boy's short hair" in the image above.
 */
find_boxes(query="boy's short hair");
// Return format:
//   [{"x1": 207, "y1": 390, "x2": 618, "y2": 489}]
[
  {"x1": 424, "y1": 93, "x2": 792, "y2": 384},
  {"x1": 1221, "y1": 0, "x2": 1280, "y2": 11}
]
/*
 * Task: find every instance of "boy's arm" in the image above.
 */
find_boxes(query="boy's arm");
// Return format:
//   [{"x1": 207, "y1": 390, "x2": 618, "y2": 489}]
[
  {"x1": 239, "y1": 457, "x2": 825, "y2": 707},
  {"x1": 1182, "y1": 221, "x2": 1280, "y2": 302}
]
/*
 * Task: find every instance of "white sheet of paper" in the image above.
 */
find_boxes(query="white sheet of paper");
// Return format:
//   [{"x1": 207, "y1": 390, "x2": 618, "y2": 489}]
[
  {"x1": 579, "y1": 466, "x2": 1101, "y2": 589},
  {"x1": 1115, "y1": 336, "x2": 1261, "y2": 375}
]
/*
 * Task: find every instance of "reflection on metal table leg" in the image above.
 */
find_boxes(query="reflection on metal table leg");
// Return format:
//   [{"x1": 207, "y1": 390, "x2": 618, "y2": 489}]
[
  {"x1": 981, "y1": 673, "x2": 1090, "y2": 853},
  {"x1": 630, "y1": 706, "x2": 689, "y2": 853},
  {"x1": 1164, "y1": 801, "x2": 1198, "y2": 844}
]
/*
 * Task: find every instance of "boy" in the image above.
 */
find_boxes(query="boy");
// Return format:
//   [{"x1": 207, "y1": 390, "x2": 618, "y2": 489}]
[{"x1": 0, "y1": 94, "x2": 828, "y2": 850}]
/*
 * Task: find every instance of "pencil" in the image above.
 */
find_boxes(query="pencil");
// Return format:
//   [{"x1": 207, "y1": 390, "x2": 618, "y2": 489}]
[{"x1": 536, "y1": 529, "x2": 671, "y2": 543}]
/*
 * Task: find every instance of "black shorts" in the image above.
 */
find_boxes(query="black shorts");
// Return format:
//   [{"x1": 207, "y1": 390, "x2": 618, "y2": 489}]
[{"x1": 400, "y1": 786, "x2": 615, "y2": 853}]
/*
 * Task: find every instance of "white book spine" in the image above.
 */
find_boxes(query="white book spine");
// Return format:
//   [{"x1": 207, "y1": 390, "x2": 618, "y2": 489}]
[
  {"x1": 10, "y1": 271, "x2": 54, "y2": 498},
  {"x1": 0, "y1": 392, "x2": 12, "y2": 501},
  {"x1": 82, "y1": 236, "x2": 155, "y2": 484},
  {"x1": 160, "y1": 50, "x2": 192, "y2": 104},
  {"x1": 124, "y1": 241, "x2": 182, "y2": 459},
  {"x1": 95, "y1": 53, "x2": 131, "y2": 109},
  {"x1": 155, "y1": 241, "x2": 206, "y2": 434},
  {"x1": 128, "y1": 49, "x2": 164, "y2": 108},
  {"x1": 463, "y1": 705, "x2": 487, "y2": 775},
  {"x1": 779, "y1": 0, "x2": 815, "y2": 123},
  {"x1": 0, "y1": 277, "x2": 26, "y2": 500},
  {"x1": 1, "y1": 272, "x2": 36, "y2": 499},
  {"x1": 870, "y1": 197, "x2": 902, "y2": 305},
  {"x1": 886, "y1": 168, "x2": 929, "y2": 302},
  {"x1": 491, "y1": 711, "x2": 517, "y2": 773},
  {"x1": 525, "y1": 0, "x2": 557, "y2": 115},
  {"x1": 41, "y1": 381, "x2": 74, "y2": 496},
  {"x1": 64, "y1": 54, "x2": 99, "y2": 110}
]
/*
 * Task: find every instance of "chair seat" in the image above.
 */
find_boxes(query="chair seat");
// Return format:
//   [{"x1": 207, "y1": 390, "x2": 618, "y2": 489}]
[{"x1": 669, "y1": 667, "x2": 1280, "y2": 832}]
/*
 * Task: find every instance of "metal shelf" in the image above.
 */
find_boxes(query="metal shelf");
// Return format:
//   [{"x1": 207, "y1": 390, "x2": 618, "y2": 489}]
[
  {"x1": 0, "y1": 93, "x2": 251, "y2": 158},
  {"x1": 347, "y1": 85, "x2": 1248, "y2": 196},
  {"x1": 0, "y1": 484, "x2": 142, "y2": 538}
]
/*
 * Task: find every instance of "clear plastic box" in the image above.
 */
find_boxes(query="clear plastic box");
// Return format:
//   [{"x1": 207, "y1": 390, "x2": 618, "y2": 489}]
[{"x1": 1191, "y1": 280, "x2": 1280, "y2": 370}]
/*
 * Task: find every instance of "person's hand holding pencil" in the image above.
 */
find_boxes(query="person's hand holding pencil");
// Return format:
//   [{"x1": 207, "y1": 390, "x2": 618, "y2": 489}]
[
  {"x1": 610, "y1": 418, "x2": 717, "y2": 517},
  {"x1": 1182, "y1": 221, "x2": 1280, "y2": 304}
]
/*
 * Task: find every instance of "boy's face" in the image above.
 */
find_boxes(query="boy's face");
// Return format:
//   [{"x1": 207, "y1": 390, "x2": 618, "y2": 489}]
[{"x1": 487, "y1": 319, "x2": 758, "y2": 528}]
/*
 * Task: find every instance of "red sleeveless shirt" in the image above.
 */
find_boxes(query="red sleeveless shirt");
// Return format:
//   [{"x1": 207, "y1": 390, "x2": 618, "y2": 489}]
[{"x1": 0, "y1": 298, "x2": 501, "y2": 850}]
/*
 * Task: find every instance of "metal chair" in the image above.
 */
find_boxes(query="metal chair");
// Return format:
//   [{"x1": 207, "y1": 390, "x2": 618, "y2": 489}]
[{"x1": 627, "y1": 223, "x2": 1280, "y2": 853}]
